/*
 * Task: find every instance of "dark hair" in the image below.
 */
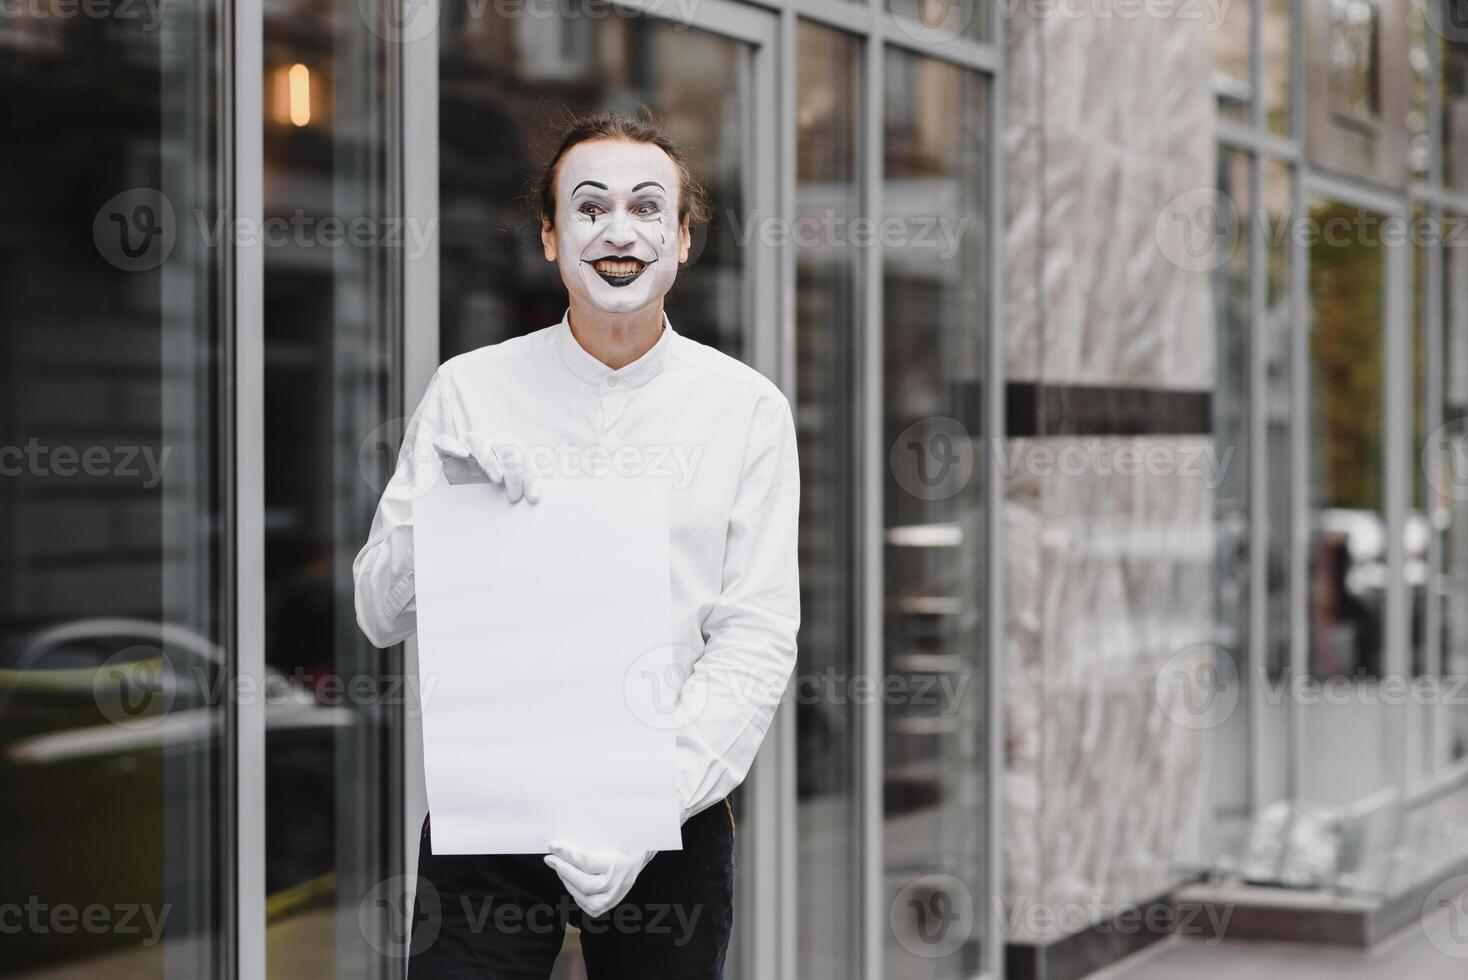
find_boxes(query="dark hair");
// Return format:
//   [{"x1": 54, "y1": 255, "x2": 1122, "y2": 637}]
[{"x1": 534, "y1": 109, "x2": 713, "y2": 233}]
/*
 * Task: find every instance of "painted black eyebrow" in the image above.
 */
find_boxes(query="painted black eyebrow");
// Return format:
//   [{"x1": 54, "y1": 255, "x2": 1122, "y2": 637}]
[
  {"x1": 571, "y1": 180, "x2": 609, "y2": 195},
  {"x1": 632, "y1": 181, "x2": 667, "y2": 193}
]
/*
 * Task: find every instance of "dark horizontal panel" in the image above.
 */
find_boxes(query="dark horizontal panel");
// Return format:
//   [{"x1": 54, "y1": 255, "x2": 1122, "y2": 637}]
[{"x1": 1006, "y1": 382, "x2": 1213, "y2": 438}]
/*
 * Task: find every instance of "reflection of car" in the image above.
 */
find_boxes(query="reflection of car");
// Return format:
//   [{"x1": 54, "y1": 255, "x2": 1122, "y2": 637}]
[{"x1": 0, "y1": 618, "x2": 348, "y2": 973}]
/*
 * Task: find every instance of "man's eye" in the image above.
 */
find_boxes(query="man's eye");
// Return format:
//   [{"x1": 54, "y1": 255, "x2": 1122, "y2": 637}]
[
  {"x1": 578, "y1": 203, "x2": 603, "y2": 217},
  {"x1": 634, "y1": 203, "x2": 660, "y2": 217}
]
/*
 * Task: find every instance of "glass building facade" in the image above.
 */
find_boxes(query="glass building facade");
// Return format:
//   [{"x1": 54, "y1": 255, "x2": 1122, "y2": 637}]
[{"x1": 3, "y1": 0, "x2": 1468, "y2": 977}]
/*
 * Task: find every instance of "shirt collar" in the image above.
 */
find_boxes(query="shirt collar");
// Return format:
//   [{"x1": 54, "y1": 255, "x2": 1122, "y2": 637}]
[{"x1": 553, "y1": 310, "x2": 676, "y2": 390}]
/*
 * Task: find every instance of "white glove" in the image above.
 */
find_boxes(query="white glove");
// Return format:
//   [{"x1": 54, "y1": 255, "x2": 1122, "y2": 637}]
[
  {"x1": 544, "y1": 842, "x2": 655, "y2": 917},
  {"x1": 433, "y1": 432, "x2": 542, "y2": 504}
]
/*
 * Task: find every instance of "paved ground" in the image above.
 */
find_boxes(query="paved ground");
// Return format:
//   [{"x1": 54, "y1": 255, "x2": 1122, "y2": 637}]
[{"x1": 1095, "y1": 903, "x2": 1468, "y2": 980}]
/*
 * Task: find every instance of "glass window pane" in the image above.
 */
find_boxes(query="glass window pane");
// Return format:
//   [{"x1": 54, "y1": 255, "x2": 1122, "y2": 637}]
[
  {"x1": 882, "y1": 46, "x2": 988, "y2": 978},
  {"x1": 794, "y1": 20, "x2": 861, "y2": 980},
  {"x1": 0, "y1": 1, "x2": 229, "y2": 974},
  {"x1": 439, "y1": 5, "x2": 750, "y2": 361},
  {"x1": 1304, "y1": 0, "x2": 1411, "y2": 185},
  {"x1": 437, "y1": 6, "x2": 761, "y2": 974},
  {"x1": 887, "y1": 0, "x2": 987, "y2": 43},
  {"x1": 1441, "y1": 213, "x2": 1468, "y2": 762},
  {"x1": 262, "y1": 0, "x2": 402, "y2": 972},
  {"x1": 1211, "y1": 148, "x2": 1251, "y2": 860},
  {"x1": 1265, "y1": 0, "x2": 1293, "y2": 133},
  {"x1": 1445, "y1": 30, "x2": 1468, "y2": 192},
  {"x1": 1304, "y1": 200, "x2": 1390, "y2": 812},
  {"x1": 1213, "y1": 0, "x2": 1252, "y2": 122}
]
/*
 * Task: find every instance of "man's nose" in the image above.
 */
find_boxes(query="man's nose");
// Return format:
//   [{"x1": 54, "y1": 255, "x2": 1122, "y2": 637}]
[{"x1": 602, "y1": 207, "x2": 635, "y2": 250}]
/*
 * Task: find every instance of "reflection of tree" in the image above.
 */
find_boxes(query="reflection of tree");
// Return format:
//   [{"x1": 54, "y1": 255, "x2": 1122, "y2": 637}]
[{"x1": 1309, "y1": 201, "x2": 1384, "y2": 512}]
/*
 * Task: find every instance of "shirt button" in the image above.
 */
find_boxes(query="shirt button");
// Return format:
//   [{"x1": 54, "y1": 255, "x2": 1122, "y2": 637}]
[{"x1": 607, "y1": 377, "x2": 620, "y2": 387}]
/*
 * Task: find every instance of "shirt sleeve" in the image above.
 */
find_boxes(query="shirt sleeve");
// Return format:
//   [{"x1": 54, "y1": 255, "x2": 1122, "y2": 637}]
[
  {"x1": 674, "y1": 394, "x2": 801, "y2": 822},
  {"x1": 352, "y1": 368, "x2": 457, "y2": 649}
]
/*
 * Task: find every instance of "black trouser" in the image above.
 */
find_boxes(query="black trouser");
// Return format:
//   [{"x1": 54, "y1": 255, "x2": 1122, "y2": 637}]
[{"x1": 408, "y1": 801, "x2": 735, "y2": 979}]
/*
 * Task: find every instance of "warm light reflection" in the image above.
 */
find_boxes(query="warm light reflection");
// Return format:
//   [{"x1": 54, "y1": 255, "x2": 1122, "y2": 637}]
[{"x1": 288, "y1": 63, "x2": 311, "y2": 127}]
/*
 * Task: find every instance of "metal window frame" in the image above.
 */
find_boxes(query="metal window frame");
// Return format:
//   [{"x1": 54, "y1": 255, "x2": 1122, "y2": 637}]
[
  {"x1": 1218, "y1": 0, "x2": 1468, "y2": 836},
  {"x1": 256, "y1": 1, "x2": 1013, "y2": 979}
]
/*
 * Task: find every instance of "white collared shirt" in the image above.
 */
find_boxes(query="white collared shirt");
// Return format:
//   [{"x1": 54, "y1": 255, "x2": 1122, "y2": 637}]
[{"x1": 353, "y1": 313, "x2": 800, "y2": 824}]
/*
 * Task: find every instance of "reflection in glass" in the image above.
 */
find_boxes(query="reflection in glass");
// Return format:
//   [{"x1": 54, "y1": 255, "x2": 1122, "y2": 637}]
[
  {"x1": 1263, "y1": 161, "x2": 1294, "y2": 685},
  {"x1": 1304, "y1": 199, "x2": 1391, "y2": 811},
  {"x1": 1446, "y1": 31, "x2": 1468, "y2": 192},
  {"x1": 262, "y1": 0, "x2": 402, "y2": 973},
  {"x1": 1442, "y1": 214, "x2": 1468, "y2": 761},
  {"x1": 882, "y1": 47, "x2": 987, "y2": 979},
  {"x1": 439, "y1": 3, "x2": 749, "y2": 361},
  {"x1": 0, "y1": 2, "x2": 228, "y2": 975},
  {"x1": 1265, "y1": 0, "x2": 1293, "y2": 133},
  {"x1": 794, "y1": 21, "x2": 861, "y2": 980},
  {"x1": 1212, "y1": 149, "x2": 1251, "y2": 854},
  {"x1": 1212, "y1": 0, "x2": 1252, "y2": 122},
  {"x1": 437, "y1": 5, "x2": 758, "y2": 973}
]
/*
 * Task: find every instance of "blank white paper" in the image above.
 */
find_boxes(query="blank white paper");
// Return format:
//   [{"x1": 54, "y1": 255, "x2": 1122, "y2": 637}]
[{"x1": 413, "y1": 473, "x2": 682, "y2": 855}]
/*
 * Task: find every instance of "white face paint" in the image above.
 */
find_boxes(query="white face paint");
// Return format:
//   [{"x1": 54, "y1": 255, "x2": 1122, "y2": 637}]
[{"x1": 542, "y1": 139, "x2": 691, "y2": 317}]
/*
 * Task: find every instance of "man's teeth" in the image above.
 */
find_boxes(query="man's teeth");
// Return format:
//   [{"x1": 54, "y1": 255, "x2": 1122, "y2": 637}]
[{"x1": 593, "y1": 259, "x2": 646, "y2": 277}]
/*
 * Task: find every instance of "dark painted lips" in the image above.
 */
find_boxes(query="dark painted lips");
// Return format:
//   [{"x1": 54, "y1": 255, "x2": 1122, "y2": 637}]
[{"x1": 586, "y1": 255, "x2": 653, "y2": 287}]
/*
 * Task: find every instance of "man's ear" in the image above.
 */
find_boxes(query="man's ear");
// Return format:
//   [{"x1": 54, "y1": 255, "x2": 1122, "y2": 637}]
[
  {"x1": 541, "y1": 217, "x2": 558, "y2": 263},
  {"x1": 677, "y1": 218, "x2": 692, "y2": 263}
]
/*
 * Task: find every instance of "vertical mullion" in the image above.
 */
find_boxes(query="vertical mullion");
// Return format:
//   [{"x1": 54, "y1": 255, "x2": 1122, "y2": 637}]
[
  {"x1": 775, "y1": 8, "x2": 799, "y2": 980},
  {"x1": 859, "y1": 22, "x2": 885, "y2": 980},
  {"x1": 400, "y1": 0, "x2": 440, "y2": 928},
  {"x1": 1247, "y1": 151, "x2": 1268, "y2": 819},
  {"x1": 1289, "y1": 176, "x2": 1308, "y2": 805},
  {"x1": 982, "y1": 4, "x2": 1006, "y2": 972},
  {"x1": 232, "y1": 0, "x2": 266, "y2": 972},
  {"x1": 1385, "y1": 207, "x2": 1412, "y2": 793},
  {"x1": 1426, "y1": 203, "x2": 1446, "y2": 780}
]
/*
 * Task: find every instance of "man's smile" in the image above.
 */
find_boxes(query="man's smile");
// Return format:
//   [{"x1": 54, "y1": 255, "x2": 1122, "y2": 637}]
[{"x1": 586, "y1": 255, "x2": 653, "y2": 287}]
